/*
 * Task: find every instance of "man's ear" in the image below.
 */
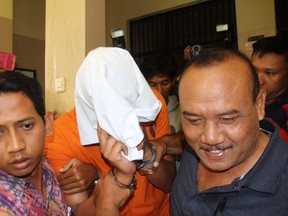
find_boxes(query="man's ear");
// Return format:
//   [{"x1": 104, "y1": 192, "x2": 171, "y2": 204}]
[
  {"x1": 256, "y1": 87, "x2": 266, "y2": 121},
  {"x1": 44, "y1": 111, "x2": 56, "y2": 137},
  {"x1": 45, "y1": 119, "x2": 53, "y2": 137},
  {"x1": 172, "y1": 76, "x2": 177, "y2": 86}
]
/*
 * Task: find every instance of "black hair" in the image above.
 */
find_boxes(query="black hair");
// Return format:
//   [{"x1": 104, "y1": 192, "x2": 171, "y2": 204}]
[
  {"x1": 0, "y1": 71, "x2": 45, "y2": 122},
  {"x1": 182, "y1": 48, "x2": 260, "y2": 103},
  {"x1": 140, "y1": 55, "x2": 177, "y2": 80},
  {"x1": 252, "y1": 36, "x2": 288, "y2": 62}
]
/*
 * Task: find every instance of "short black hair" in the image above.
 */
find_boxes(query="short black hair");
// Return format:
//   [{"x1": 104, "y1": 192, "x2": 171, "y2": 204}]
[
  {"x1": 0, "y1": 71, "x2": 45, "y2": 122},
  {"x1": 140, "y1": 55, "x2": 177, "y2": 80},
  {"x1": 182, "y1": 48, "x2": 260, "y2": 103},
  {"x1": 252, "y1": 36, "x2": 288, "y2": 62}
]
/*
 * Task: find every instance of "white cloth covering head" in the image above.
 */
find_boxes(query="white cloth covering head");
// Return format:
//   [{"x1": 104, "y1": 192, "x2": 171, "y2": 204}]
[{"x1": 75, "y1": 47, "x2": 162, "y2": 161}]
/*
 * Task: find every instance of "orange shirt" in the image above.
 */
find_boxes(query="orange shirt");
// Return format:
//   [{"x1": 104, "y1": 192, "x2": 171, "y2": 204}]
[{"x1": 44, "y1": 89, "x2": 171, "y2": 216}]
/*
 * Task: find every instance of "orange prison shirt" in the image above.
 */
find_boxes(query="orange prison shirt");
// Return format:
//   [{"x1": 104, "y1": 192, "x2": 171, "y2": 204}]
[{"x1": 44, "y1": 89, "x2": 172, "y2": 216}]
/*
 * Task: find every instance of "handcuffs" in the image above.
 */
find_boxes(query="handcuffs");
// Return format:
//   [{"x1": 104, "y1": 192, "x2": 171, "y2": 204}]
[{"x1": 136, "y1": 141, "x2": 157, "y2": 170}]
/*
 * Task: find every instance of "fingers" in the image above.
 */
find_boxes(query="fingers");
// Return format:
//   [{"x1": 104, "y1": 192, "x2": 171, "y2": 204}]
[
  {"x1": 120, "y1": 141, "x2": 129, "y2": 156},
  {"x1": 58, "y1": 168, "x2": 87, "y2": 191},
  {"x1": 102, "y1": 139, "x2": 125, "y2": 162},
  {"x1": 58, "y1": 159, "x2": 99, "y2": 197},
  {"x1": 97, "y1": 125, "x2": 128, "y2": 161},
  {"x1": 97, "y1": 125, "x2": 136, "y2": 176},
  {"x1": 59, "y1": 158, "x2": 75, "y2": 173},
  {"x1": 154, "y1": 147, "x2": 164, "y2": 168},
  {"x1": 60, "y1": 180, "x2": 88, "y2": 194},
  {"x1": 57, "y1": 171, "x2": 74, "y2": 186},
  {"x1": 97, "y1": 124, "x2": 109, "y2": 149},
  {"x1": 138, "y1": 166, "x2": 154, "y2": 175}
]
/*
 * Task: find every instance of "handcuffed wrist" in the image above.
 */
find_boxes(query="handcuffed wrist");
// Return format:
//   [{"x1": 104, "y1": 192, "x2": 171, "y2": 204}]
[
  {"x1": 136, "y1": 141, "x2": 157, "y2": 169},
  {"x1": 110, "y1": 168, "x2": 137, "y2": 190},
  {"x1": 143, "y1": 142, "x2": 157, "y2": 166}
]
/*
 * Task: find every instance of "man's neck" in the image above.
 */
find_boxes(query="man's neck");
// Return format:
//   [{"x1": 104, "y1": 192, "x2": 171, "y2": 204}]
[{"x1": 26, "y1": 160, "x2": 46, "y2": 199}]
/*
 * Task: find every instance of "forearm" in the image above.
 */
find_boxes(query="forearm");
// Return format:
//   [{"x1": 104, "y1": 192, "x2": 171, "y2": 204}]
[
  {"x1": 94, "y1": 170, "x2": 134, "y2": 215},
  {"x1": 64, "y1": 192, "x2": 90, "y2": 214},
  {"x1": 72, "y1": 194, "x2": 95, "y2": 216},
  {"x1": 146, "y1": 156, "x2": 176, "y2": 192},
  {"x1": 73, "y1": 169, "x2": 134, "y2": 216},
  {"x1": 95, "y1": 206, "x2": 120, "y2": 216},
  {"x1": 163, "y1": 132, "x2": 186, "y2": 155},
  {"x1": 72, "y1": 190, "x2": 126, "y2": 216}
]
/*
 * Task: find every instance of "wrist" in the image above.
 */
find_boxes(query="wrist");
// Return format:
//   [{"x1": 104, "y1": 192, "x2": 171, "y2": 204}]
[
  {"x1": 143, "y1": 142, "x2": 157, "y2": 166},
  {"x1": 136, "y1": 141, "x2": 157, "y2": 169},
  {"x1": 87, "y1": 169, "x2": 102, "y2": 195},
  {"x1": 95, "y1": 169, "x2": 101, "y2": 183},
  {"x1": 94, "y1": 177, "x2": 131, "y2": 210},
  {"x1": 110, "y1": 168, "x2": 137, "y2": 190}
]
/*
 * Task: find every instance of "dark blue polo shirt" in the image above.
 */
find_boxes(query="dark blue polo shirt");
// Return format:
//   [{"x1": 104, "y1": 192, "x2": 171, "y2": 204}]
[{"x1": 171, "y1": 120, "x2": 288, "y2": 216}]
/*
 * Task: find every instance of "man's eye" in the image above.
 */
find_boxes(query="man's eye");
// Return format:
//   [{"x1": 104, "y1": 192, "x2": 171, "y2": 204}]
[
  {"x1": 187, "y1": 119, "x2": 202, "y2": 125},
  {"x1": 220, "y1": 117, "x2": 236, "y2": 123},
  {"x1": 265, "y1": 71, "x2": 275, "y2": 76},
  {"x1": 20, "y1": 123, "x2": 34, "y2": 131},
  {"x1": 0, "y1": 129, "x2": 6, "y2": 137}
]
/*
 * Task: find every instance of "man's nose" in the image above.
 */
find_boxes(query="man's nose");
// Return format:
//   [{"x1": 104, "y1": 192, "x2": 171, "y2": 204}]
[
  {"x1": 257, "y1": 72, "x2": 265, "y2": 86},
  {"x1": 156, "y1": 84, "x2": 163, "y2": 94},
  {"x1": 200, "y1": 121, "x2": 225, "y2": 145},
  {"x1": 7, "y1": 131, "x2": 26, "y2": 153}
]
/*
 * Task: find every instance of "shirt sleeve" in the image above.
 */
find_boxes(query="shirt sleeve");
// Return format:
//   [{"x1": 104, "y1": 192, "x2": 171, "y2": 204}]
[{"x1": 44, "y1": 113, "x2": 76, "y2": 176}]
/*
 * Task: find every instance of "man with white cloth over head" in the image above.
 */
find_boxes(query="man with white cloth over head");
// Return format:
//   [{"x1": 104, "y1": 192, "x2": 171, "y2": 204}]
[
  {"x1": 75, "y1": 47, "x2": 161, "y2": 161},
  {"x1": 45, "y1": 47, "x2": 176, "y2": 215}
]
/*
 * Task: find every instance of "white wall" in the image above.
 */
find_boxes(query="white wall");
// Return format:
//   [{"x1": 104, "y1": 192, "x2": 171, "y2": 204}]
[
  {"x1": 45, "y1": 0, "x2": 86, "y2": 114},
  {"x1": 45, "y1": 0, "x2": 106, "y2": 115}
]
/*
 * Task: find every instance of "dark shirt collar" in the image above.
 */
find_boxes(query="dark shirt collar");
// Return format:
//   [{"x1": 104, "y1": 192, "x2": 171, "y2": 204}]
[
  {"x1": 241, "y1": 119, "x2": 288, "y2": 193},
  {"x1": 266, "y1": 90, "x2": 288, "y2": 114}
]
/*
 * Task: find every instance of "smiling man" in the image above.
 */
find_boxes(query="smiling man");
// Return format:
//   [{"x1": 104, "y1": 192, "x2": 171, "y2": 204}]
[{"x1": 171, "y1": 48, "x2": 288, "y2": 215}]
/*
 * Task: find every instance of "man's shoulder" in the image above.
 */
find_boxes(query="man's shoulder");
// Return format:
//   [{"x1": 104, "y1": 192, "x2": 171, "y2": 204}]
[
  {"x1": 55, "y1": 108, "x2": 76, "y2": 125},
  {"x1": 52, "y1": 108, "x2": 79, "y2": 136},
  {"x1": 152, "y1": 88, "x2": 165, "y2": 104},
  {"x1": 261, "y1": 118, "x2": 288, "y2": 143},
  {"x1": 0, "y1": 171, "x2": 22, "y2": 203}
]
